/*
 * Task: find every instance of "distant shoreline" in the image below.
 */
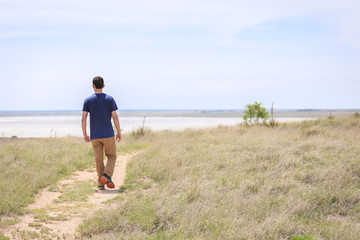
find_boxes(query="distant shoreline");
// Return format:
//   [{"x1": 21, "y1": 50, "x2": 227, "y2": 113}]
[
  {"x1": 0, "y1": 109, "x2": 359, "y2": 118},
  {"x1": 1, "y1": 110, "x2": 358, "y2": 138}
]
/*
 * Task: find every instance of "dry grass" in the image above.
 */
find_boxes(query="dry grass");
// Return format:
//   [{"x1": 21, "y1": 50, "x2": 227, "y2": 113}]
[
  {"x1": 0, "y1": 137, "x2": 95, "y2": 216},
  {"x1": 0, "y1": 135, "x2": 148, "y2": 218},
  {"x1": 78, "y1": 115, "x2": 360, "y2": 239},
  {"x1": 0, "y1": 135, "x2": 148, "y2": 239},
  {"x1": 1, "y1": 115, "x2": 359, "y2": 239}
]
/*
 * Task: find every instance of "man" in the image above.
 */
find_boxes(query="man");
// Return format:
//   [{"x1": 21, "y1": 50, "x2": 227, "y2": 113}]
[{"x1": 81, "y1": 76, "x2": 121, "y2": 190}]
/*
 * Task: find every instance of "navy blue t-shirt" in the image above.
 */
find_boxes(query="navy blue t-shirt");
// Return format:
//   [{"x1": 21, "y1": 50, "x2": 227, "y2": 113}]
[{"x1": 82, "y1": 93, "x2": 118, "y2": 140}]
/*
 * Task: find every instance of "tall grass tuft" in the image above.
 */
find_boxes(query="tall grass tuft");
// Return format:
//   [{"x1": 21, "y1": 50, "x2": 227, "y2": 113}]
[
  {"x1": 268, "y1": 101, "x2": 278, "y2": 127},
  {"x1": 328, "y1": 112, "x2": 335, "y2": 120},
  {"x1": 131, "y1": 116, "x2": 152, "y2": 138}
]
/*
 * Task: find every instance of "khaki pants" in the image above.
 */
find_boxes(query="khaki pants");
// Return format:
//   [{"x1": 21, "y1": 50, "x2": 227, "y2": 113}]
[{"x1": 91, "y1": 136, "x2": 117, "y2": 186}]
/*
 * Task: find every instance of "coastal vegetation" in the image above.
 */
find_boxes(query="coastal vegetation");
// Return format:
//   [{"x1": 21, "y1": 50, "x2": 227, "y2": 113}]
[
  {"x1": 79, "y1": 115, "x2": 360, "y2": 239},
  {"x1": 131, "y1": 116, "x2": 152, "y2": 138},
  {"x1": 1, "y1": 114, "x2": 360, "y2": 239},
  {"x1": 243, "y1": 101, "x2": 269, "y2": 125},
  {"x1": 0, "y1": 137, "x2": 94, "y2": 216},
  {"x1": 0, "y1": 136, "x2": 146, "y2": 239}
]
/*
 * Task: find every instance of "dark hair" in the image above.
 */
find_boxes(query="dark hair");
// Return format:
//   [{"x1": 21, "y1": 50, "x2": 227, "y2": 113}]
[{"x1": 93, "y1": 76, "x2": 104, "y2": 89}]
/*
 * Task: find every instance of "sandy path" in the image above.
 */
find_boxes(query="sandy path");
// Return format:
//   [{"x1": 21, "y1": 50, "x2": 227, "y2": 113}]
[{"x1": 3, "y1": 153, "x2": 136, "y2": 240}]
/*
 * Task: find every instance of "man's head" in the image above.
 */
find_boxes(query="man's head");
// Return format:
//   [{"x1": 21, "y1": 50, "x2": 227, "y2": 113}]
[{"x1": 92, "y1": 76, "x2": 104, "y2": 89}]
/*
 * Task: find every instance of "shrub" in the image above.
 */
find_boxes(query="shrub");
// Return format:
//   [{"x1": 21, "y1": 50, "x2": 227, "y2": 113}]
[{"x1": 243, "y1": 101, "x2": 269, "y2": 125}]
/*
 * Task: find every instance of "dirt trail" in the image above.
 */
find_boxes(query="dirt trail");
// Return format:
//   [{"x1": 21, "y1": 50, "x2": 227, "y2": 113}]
[{"x1": 3, "y1": 153, "x2": 136, "y2": 240}]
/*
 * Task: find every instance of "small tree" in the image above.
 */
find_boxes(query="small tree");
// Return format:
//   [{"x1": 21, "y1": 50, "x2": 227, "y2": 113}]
[{"x1": 243, "y1": 101, "x2": 269, "y2": 125}]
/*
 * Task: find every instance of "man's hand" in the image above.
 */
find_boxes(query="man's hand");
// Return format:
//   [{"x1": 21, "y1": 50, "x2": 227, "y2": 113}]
[
  {"x1": 84, "y1": 135, "x2": 90, "y2": 142},
  {"x1": 81, "y1": 111, "x2": 90, "y2": 142},
  {"x1": 116, "y1": 132, "x2": 121, "y2": 142},
  {"x1": 111, "y1": 111, "x2": 122, "y2": 142}
]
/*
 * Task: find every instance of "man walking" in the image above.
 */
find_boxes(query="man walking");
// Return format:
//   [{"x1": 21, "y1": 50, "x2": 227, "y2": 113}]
[{"x1": 81, "y1": 76, "x2": 121, "y2": 190}]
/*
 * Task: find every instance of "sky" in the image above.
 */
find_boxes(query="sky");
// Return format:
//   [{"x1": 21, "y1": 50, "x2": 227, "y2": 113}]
[{"x1": 0, "y1": 0, "x2": 359, "y2": 111}]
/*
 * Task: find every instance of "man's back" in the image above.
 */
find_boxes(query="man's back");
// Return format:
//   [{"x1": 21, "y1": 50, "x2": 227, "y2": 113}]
[{"x1": 82, "y1": 93, "x2": 118, "y2": 140}]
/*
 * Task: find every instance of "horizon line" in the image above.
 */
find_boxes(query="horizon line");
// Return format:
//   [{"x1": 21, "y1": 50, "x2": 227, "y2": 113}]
[{"x1": 1, "y1": 108, "x2": 360, "y2": 113}]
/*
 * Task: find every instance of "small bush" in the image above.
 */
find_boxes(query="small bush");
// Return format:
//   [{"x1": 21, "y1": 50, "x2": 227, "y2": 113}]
[{"x1": 243, "y1": 101, "x2": 269, "y2": 125}]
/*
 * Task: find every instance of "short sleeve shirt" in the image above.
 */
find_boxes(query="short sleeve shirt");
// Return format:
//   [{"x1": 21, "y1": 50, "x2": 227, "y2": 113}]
[{"x1": 82, "y1": 93, "x2": 118, "y2": 140}]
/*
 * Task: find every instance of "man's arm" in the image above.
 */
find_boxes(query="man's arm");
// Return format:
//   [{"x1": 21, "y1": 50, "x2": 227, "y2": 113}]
[
  {"x1": 81, "y1": 111, "x2": 90, "y2": 142},
  {"x1": 111, "y1": 111, "x2": 122, "y2": 142}
]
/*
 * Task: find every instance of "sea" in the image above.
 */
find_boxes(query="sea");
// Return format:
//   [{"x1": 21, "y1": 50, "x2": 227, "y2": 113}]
[{"x1": 0, "y1": 109, "x2": 341, "y2": 138}]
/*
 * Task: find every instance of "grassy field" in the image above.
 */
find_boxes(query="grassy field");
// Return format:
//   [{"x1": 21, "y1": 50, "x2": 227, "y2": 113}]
[
  {"x1": 0, "y1": 136, "x2": 146, "y2": 239},
  {"x1": 78, "y1": 115, "x2": 360, "y2": 240},
  {"x1": 1, "y1": 115, "x2": 360, "y2": 239},
  {"x1": 0, "y1": 137, "x2": 95, "y2": 216}
]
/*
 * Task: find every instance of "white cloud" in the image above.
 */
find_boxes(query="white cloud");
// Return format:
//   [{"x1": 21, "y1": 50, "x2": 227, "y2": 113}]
[
  {"x1": 1, "y1": 0, "x2": 358, "y2": 51},
  {"x1": 0, "y1": 1, "x2": 357, "y2": 32}
]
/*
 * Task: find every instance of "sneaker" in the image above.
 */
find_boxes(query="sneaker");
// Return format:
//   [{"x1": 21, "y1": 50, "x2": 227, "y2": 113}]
[
  {"x1": 100, "y1": 173, "x2": 115, "y2": 189},
  {"x1": 98, "y1": 185, "x2": 105, "y2": 190}
]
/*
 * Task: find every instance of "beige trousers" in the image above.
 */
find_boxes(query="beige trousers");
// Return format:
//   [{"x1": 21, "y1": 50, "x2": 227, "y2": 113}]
[{"x1": 91, "y1": 136, "x2": 117, "y2": 186}]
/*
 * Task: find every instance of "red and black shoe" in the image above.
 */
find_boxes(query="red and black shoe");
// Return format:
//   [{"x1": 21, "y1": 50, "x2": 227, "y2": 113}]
[{"x1": 100, "y1": 173, "x2": 115, "y2": 189}]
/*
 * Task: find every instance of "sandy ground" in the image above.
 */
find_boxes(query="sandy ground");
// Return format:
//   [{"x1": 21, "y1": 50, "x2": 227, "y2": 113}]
[{"x1": 2, "y1": 153, "x2": 136, "y2": 240}]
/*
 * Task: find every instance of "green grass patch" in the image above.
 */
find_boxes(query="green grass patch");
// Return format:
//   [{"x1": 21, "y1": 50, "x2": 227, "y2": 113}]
[
  {"x1": 290, "y1": 235, "x2": 313, "y2": 240},
  {"x1": 32, "y1": 211, "x2": 69, "y2": 223},
  {"x1": 34, "y1": 212, "x2": 50, "y2": 223},
  {"x1": 79, "y1": 116, "x2": 360, "y2": 239},
  {"x1": 18, "y1": 230, "x2": 40, "y2": 239},
  {"x1": 116, "y1": 130, "x2": 154, "y2": 154},
  {"x1": 28, "y1": 222, "x2": 43, "y2": 228},
  {"x1": 49, "y1": 214, "x2": 68, "y2": 221},
  {"x1": 54, "y1": 181, "x2": 95, "y2": 203},
  {"x1": 117, "y1": 142, "x2": 148, "y2": 154},
  {"x1": 0, "y1": 234, "x2": 9, "y2": 240},
  {"x1": 0, "y1": 137, "x2": 94, "y2": 215},
  {"x1": 0, "y1": 217, "x2": 19, "y2": 227}
]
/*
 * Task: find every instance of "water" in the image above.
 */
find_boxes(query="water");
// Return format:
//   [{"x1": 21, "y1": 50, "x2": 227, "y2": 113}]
[{"x1": 0, "y1": 112, "x2": 314, "y2": 138}]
